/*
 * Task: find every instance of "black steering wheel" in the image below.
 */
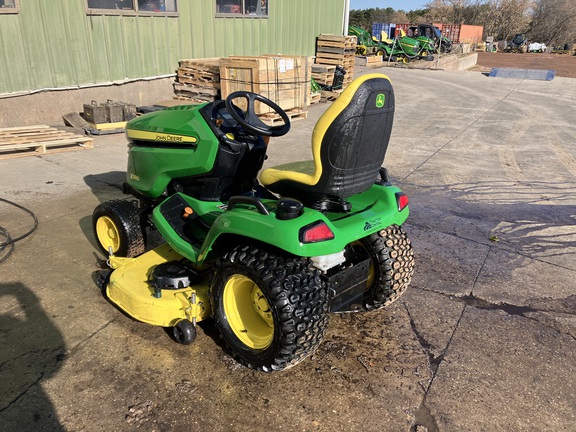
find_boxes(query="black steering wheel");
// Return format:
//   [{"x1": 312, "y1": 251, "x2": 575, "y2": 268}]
[{"x1": 225, "y1": 91, "x2": 291, "y2": 137}]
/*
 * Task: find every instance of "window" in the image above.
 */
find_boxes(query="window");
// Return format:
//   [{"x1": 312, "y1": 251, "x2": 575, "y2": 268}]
[
  {"x1": 87, "y1": 0, "x2": 178, "y2": 15},
  {"x1": 216, "y1": 0, "x2": 268, "y2": 17},
  {"x1": 0, "y1": 0, "x2": 19, "y2": 14}
]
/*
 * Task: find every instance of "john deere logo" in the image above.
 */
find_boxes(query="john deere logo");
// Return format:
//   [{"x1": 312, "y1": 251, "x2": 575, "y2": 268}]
[{"x1": 376, "y1": 93, "x2": 385, "y2": 108}]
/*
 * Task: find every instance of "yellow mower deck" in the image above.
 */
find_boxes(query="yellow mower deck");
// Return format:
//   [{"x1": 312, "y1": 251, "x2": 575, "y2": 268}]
[{"x1": 106, "y1": 244, "x2": 211, "y2": 327}]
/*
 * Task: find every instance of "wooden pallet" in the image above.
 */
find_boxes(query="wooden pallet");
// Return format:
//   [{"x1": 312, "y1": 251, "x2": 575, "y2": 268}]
[
  {"x1": 315, "y1": 54, "x2": 355, "y2": 67},
  {"x1": 173, "y1": 82, "x2": 219, "y2": 102},
  {"x1": 320, "y1": 89, "x2": 343, "y2": 102},
  {"x1": 175, "y1": 58, "x2": 222, "y2": 102},
  {"x1": 317, "y1": 34, "x2": 357, "y2": 49},
  {"x1": 259, "y1": 109, "x2": 308, "y2": 125},
  {"x1": 312, "y1": 73, "x2": 335, "y2": 85},
  {"x1": 309, "y1": 93, "x2": 321, "y2": 105},
  {"x1": 178, "y1": 58, "x2": 221, "y2": 76},
  {"x1": 176, "y1": 73, "x2": 221, "y2": 89},
  {"x1": 0, "y1": 125, "x2": 93, "y2": 160},
  {"x1": 316, "y1": 46, "x2": 356, "y2": 55}
]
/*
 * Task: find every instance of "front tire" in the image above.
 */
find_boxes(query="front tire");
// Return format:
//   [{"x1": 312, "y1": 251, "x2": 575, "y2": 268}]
[
  {"x1": 92, "y1": 200, "x2": 145, "y2": 257},
  {"x1": 356, "y1": 225, "x2": 415, "y2": 310},
  {"x1": 210, "y1": 245, "x2": 329, "y2": 372}
]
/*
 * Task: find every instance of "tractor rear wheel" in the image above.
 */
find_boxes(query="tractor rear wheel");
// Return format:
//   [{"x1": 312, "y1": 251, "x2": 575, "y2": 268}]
[
  {"x1": 92, "y1": 200, "x2": 145, "y2": 257},
  {"x1": 355, "y1": 225, "x2": 414, "y2": 310},
  {"x1": 210, "y1": 245, "x2": 329, "y2": 372}
]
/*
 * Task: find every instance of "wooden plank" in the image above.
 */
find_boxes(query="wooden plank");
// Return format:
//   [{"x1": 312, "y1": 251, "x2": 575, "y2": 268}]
[{"x1": 0, "y1": 124, "x2": 52, "y2": 132}]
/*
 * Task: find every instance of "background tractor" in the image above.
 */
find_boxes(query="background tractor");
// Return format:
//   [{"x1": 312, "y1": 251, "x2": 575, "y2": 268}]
[{"x1": 505, "y1": 33, "x2": 528, "y2": 53}]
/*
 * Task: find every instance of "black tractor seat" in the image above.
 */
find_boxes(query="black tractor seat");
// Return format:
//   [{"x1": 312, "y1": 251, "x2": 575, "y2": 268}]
[{"x1": 259, "y1": 73, "x2": 395, "y2": 212}]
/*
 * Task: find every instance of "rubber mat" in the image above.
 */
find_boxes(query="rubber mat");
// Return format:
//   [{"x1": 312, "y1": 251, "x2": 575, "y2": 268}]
[{"x1": 488, "y1": 68, "x2": 556, "y2": 80}]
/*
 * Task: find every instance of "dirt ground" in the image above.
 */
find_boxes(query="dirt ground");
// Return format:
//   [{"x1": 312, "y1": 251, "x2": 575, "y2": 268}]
[{"x1": 476, "y1": 51, "x2": 576, "y2": 78}]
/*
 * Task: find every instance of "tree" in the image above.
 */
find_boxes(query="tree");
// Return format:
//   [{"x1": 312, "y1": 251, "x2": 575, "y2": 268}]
[{"x1": 529, "y1": 0, "x2": 576, "y2": 46}]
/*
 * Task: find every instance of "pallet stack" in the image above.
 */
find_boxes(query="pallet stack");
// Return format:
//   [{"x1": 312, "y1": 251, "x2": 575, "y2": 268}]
[
  {"x1": 315, "y1": 34, "x2": 357, "y2": 90},
  {"x1": 0, "y1": 125, "x2": 93, "y2": 160},
  {"x1": 174, "y1": 58, "x2": 221, "y2": 103}
]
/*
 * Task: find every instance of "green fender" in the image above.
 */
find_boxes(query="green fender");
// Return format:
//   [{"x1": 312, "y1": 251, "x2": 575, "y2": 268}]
[{"x1": 152, "y1": 185, "x2": 409, "y2": 266}]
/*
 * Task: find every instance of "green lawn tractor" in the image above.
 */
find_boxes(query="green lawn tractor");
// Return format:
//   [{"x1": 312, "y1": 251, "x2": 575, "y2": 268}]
[
  {"x1": 408, "y1": 24, "x2": 452, "y2": 53},
  {"x1": 386, "y1": 29, "x2": 434, "y2": 62},
  {"x1": 348, "y1": 25, "x2": 432, "y2": 62},
  {"x1": 92, "y1": 73, "x2": 415, "y2": 372},
  {"x1": 348, "y1": 25, "x2": 395, "y2": 59}
]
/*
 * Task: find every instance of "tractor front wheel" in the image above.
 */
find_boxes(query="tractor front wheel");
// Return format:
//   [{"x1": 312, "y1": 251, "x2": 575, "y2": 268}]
[
  {"x1": 92, "y1": 200, "x2": 145, "y2": 257},
  {"x1": 210, "y1": 245, "x2": 329, "y2": 372}
]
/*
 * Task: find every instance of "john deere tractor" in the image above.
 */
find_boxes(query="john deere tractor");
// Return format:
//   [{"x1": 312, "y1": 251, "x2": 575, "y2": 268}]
[{"x1": 92, "y1": 73, "x2": 415, "y2": 372}]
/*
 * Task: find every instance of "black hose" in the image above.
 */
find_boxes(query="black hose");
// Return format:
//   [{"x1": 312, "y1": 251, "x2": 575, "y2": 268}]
[{"x1": 0, "y1": 197, "x2": 38, "y2": 264}]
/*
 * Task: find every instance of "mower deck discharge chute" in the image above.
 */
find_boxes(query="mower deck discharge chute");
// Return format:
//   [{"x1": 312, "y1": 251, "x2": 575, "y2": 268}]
[{"x1": 92, "y1": 73, "x2": 415, "y2": 372}]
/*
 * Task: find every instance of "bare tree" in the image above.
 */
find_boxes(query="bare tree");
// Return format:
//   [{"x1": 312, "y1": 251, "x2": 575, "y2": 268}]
[
  {"x1": 425, "y1": 0, "x2": 471, "y2": 23},
  {"x1": 530, "y1": 0, "x2": 576, "y2": 46},
  {"x1": 481, "y1": 0, "x2": 532, "y2": 40}
]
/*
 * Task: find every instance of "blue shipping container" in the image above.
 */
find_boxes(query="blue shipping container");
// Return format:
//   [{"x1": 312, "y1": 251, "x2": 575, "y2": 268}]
[{"x1": 372, "y1": 23, "x2": 390, "y2": 41}]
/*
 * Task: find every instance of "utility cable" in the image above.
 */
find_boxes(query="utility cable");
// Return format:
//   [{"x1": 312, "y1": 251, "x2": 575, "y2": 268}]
[{"x1": 0, "y1": 197, "x2": 38, "y2": 264}]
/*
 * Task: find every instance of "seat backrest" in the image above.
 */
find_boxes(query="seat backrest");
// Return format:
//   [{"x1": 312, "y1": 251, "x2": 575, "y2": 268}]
[{"x1": 310, "y1": 73, "x2": 395, "y2": 200}]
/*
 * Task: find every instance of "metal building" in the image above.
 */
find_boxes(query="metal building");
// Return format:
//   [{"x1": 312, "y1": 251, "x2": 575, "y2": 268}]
[{"x1": 0, "y1": 0, "x2": 347, "y2": 125}]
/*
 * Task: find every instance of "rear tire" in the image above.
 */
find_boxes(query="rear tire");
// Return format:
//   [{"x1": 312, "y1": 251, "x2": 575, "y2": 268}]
[
  {"x1": 357, "y1": 225, "x2": 415, "y2": 310},
  {"x1": 92, "y1": 200, "x2": 145, "y2": 257},
  {"x1": 210, "y1": 245, "x2": 329, "y2": 372}
]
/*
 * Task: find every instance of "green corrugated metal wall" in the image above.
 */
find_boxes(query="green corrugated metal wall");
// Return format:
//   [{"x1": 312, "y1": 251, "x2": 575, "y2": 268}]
[{"x1": 0, "y1": 0, "x2": 345, "y2": 94}]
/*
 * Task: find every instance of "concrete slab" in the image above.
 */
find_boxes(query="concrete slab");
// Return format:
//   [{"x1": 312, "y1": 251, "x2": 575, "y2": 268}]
[
  {"x1": 426, "y1": 307, "x2": 576, "y2": 431},
  {"x1": 1, "y1": 66, "x2": 575, "y2": 432},
  {"x1": 489, "y1": 67, "x2": 556, "y2": 80}
]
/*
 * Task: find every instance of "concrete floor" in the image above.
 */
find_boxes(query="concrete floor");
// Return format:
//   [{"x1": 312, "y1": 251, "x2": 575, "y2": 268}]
[{"x1": 1, "y1": 66, "x2": 575, "y2": 432}]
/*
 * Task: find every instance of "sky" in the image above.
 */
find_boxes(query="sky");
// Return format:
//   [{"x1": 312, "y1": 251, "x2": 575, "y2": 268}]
[{"x1": 349, "y1": 0, "x2": 428, "y2": 12}]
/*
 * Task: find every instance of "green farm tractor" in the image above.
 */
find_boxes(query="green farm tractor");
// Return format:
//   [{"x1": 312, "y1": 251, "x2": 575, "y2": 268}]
[{"x1": 92, "y1": 73, "x2": 414, "y2": 372}]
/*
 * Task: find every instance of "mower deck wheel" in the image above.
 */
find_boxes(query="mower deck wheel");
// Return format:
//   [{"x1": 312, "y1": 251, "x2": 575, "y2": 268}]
[{"x1": 173, "y1": 319, "x2": 196, "y2": 345}]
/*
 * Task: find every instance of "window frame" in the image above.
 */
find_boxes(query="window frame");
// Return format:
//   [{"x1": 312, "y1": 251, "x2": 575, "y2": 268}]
[
  {"x1": 86, "y1": 0, "x2": 179, "y2": 17},
  {"x1": 215, "y1": 0, "x2": 268, "y2": 18},
  {"x1": 0, "y1": 0, "x2": 20, "y2": 14}
]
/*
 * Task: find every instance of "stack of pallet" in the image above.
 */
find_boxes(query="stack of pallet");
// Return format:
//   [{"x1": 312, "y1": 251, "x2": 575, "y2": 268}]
[
  {"x1": 220, "y1": 55, "x2": 309, "y2": 124},
  {"x1": 315, "y1": 34, "x2": 357, "y2": 90},
  {"x1": 174, "y1": 58, "x2": 221, "y2": 103},
  {"x1": 0, "y1": 125, "x2": 93, "y2": 160}
]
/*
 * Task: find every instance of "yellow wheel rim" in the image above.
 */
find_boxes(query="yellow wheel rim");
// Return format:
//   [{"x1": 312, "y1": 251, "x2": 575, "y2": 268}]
[
  {"x1": 95, "y1": 216, "x2": 120, "y2": 253},
  {"x1": 223, "y1": 275, "x2": 274, "y2": 349}
]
